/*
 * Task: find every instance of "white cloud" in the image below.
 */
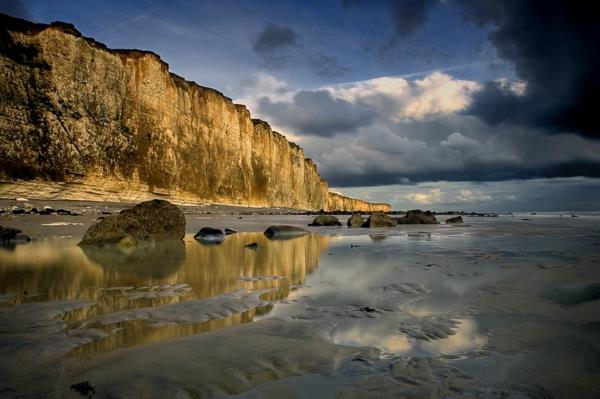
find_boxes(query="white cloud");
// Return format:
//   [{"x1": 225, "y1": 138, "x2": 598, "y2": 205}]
[
  {"x1": 326, "y1": 72, "x2": 480, "y2": 122},
  {"x1": 455, "y1": 189, "x2": 491, "y2": 203},
  {"x1": 394, "y1": 188, "x2": 444, "y2": 205}
]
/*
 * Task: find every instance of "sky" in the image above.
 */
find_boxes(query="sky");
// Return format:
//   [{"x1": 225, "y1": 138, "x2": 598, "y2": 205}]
[{"x1": 1, "y1": 0, "x2": 599, "y2": 211}]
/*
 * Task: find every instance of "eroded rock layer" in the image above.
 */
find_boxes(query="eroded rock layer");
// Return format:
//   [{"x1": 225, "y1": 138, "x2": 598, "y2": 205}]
[{"x1": 0, "y1": 14, "x2": 390, "y2": 212}]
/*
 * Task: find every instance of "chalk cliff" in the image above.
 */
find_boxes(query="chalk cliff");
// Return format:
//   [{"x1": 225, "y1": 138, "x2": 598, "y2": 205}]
[{"x1": 0, "y1": 14, "x2": 389, "y2": 211}]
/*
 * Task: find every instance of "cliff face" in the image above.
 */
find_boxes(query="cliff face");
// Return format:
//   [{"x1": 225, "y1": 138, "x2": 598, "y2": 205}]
[{"x1": 0, "y1": 14, "x2": 390, "y2": 212}]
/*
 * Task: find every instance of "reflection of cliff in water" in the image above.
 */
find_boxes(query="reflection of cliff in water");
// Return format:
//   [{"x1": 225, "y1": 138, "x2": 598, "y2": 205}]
[
  {"x1": 80, "y1": 241, "x2": 186, "y2": 279},
  {"x1": 0, "y1": 233, "x2": 329, "y2": 352}
]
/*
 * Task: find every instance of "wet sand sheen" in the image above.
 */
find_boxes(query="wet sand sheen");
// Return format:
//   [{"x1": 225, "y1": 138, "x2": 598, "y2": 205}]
[{"x1": 0, "y1": 214, "x2": 600, "y2": 397}]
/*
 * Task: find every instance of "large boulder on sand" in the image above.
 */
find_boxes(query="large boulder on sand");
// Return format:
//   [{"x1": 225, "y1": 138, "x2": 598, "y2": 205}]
[
  {"x1": 405, "y1": 210, "x2": 437, "y2": 224},
  {"x1": 264, "y1": 225, "x2": 309, "y2": 240},
  {"x1": 445, "y1": 216, "x2": 463, "y2": 224},
  {"x1": 362, "y1": 212, "x2": 398, "y2": 228},
  {"x1": 347, "y1": 213, "x2": 364, "y2": 228},
  {"x1": 79, "y1": 199, "x2": 185, "y2": 246},
  {"x1": 309, "y1": 215, "x2": 342, "y2": 226}
]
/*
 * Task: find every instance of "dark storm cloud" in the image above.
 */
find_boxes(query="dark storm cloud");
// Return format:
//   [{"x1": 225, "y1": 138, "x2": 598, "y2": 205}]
[
  {"x1": 308, "y1": 53, "x2": 350, "y2": 78},
  {"x1": 456, "y1": 0, "x2": 600, "y2": 139},
  {"x1": 0, "y1": 0, "x2": 29, "y2": 19},
  {"x1": 252, "y1": 23, "x2": 298, "y2": 54},
  {"x1": 251, "y1": 22, "x2": 350, "y2": 77},
  {"x1": 251, "y1": 23, "x2": 299, "y2": 69},
  {"x1": 258, "y1": 90, "x2": 376, "y2": 137},
  {"x1": 343, "y1": 0, "x2": 435, "y2": 37},
  {"x1": 344, "y1": 0, "x2": 600, "y2": 138}
]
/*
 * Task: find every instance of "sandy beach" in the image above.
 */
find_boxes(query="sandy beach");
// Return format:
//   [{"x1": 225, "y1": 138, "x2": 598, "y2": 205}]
[{"x1": 1, "y1": 199, "x2": 599, "y2": 398}]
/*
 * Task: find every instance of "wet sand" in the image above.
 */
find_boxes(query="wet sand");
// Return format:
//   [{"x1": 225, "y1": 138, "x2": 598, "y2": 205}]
[{"x1": 1, "y1": 200, "x2": 599, "y2": 398}]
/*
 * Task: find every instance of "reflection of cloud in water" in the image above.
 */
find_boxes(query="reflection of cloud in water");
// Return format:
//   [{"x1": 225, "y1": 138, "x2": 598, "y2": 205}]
[{"x1": 332, "y1": 318, "x2": 486, "y2": 356}]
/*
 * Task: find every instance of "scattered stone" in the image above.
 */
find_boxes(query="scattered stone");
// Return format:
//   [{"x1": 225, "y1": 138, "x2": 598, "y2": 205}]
[
  {"x1": 245, "y1": 242, "x2": 259, "y2": 250},
  {"x1": 70, "y1": 381, "x2": 95, "y2": 397},
  {"x1": 10, "y1": 206, "x2": 26, "y2": 214},
  {"x1": 264, "y1": 225, "x2": 309, "y2": 239},
  {"x1": 362, "y1": 212, "x2": 398, "y2": 228},
  {"x1": 194, "y1": 227, "x2": 225, "y2": 244},
  {"x1": 405, "y1": 210, "x2": 437, "y2": 224},
  {"x1": 0, "y1": 225, "x2": 31, "y2": 247},
  {"x1": 79, "y1": 200, "x2": 185, "y2": 246},
  {"x1": 445, "y1": 216, "x2": 463, "y2": 224},
  {"x1": 224, "y1": 228, "x2": 238, "y2": 235},
  {"x1": 347, "y1": 213, "x2": 364, "y2": 228},
  {"x1": 309, "y1": 215, "x2": 342, "y2": 226}
]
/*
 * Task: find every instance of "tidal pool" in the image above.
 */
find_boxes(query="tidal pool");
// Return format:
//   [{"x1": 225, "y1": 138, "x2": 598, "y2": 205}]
[{"x1": 0, "y1": 214, "x2": 599, "y2": 398}]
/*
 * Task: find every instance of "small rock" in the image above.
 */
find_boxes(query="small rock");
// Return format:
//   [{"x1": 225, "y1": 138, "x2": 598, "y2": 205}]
[
  {"x1": 10, "y1": 206, "x2": 26, "y2": 215},
  {"x1": 347, "y1": 213, "x2": 364, "y2": 228},
  {"x1": 445, "y1": 216, "x2": 463, "y2": 224},
  {"x1": 224, "y1": 228, "x2": 238, "y2": 235},
  {"x1": 245, "y1": 242, "x2": 258, "y2": 250},
  {"x1": 264, "y1": 225, "x2": 309, "y2": 240},
  {"x1": 309, "y1": 215, "x2": 342, "y2": 226},
  {"x1": 0, "y1": 225, "x2": 31, "y2": 247},
  {"x1": 362, "y1": 212, "x2": 397, "y2": 228},
  {"x1": 194, "y1": 227, "x2": 225, "y2": 244},
  {"x1": 70, "y1": 381, "x2": 95, "y2": 397}
]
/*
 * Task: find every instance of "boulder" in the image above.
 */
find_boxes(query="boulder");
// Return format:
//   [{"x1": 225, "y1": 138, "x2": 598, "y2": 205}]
[
  {"x1": 245, "y1": 242, "x2": 259, "y2": 250},
  {"x1": 347, "y1": 213, "x2": 364, "y2": 228},
  {"x1": 79, "y1": 199, "x2": 185, "y2": 246},
  {"x1": 362, "y1": 212, "x2": 398, "y2": 228},
  {"x1": 194, "y1": 227, "x2": 225, "y2": 244},
  {"x1": 405, "y1": 210, "x2": 437, "y2": 224},
  {"x1": 445, "y1": 216, "x2": 463, "y2": 224},
  {"x1": 78, "y1": 215, "x2": 150, "y2": 246},
  {"x1": 395, "y1": 216, "x2": 407, "y2": 224},
  {"x1": 224, "y1": 228, "x2": 238, "y2": 235},
  {"x1": 119, "y1": 199, "x2": 185, "y2": 241},
  {"x1": 309, "y1": 215, "x2": 342, "y2": 226},
  {"x1": 264, "y1": 225, "x2": 309, "y2": 240}
]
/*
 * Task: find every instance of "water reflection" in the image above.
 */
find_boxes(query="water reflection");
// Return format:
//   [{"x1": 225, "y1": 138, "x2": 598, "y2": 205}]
[{"x1": 0, "y1": 233, "x2": 329, "y2": 353}]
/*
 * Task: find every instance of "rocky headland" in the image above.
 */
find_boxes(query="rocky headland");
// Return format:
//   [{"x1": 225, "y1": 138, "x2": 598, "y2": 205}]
[{"x1": 0, "y1": 13, "x2": 389, "y2": 212}]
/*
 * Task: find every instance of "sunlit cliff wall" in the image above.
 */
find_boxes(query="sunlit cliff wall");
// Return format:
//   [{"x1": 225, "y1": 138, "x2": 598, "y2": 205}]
[{"x1": 0, "y1": 14, "x2": 390, "y2": 212}]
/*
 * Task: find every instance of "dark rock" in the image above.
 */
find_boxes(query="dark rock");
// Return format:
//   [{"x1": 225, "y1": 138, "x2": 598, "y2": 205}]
[
  {"x1": 70, "y1": 381, "x2": 95, "y2": 397},
  {"x1": 0, "y1": 225, "x2": 31, "y2": 248},
  {"x1": 347, "y1": 213, "x2": 364, "y2": 228},
  {"x1": 361, "y1": 212, "x2": 398, "y2": 228},
  {"x1": 264, "y1": 225, "x2": 309, "y2": 240},
  {"x1": 10, "y1": 207, "x2": 26, "y2": 214},
  {"x1": 405, "y1": 210, "x2": 437, "y2": 224},
  {"x1": 79, "y1": 200, "x2": 185, "y2": 246},
  {"x1": 245, "y1": 242, "x2": 259, "y2": 250},
  {"x1": 194, "y1": 227, "x2": 225, "y2": 244},
  {"x1": 309, "y1": 215, "x2": 342, "y2": 226},
  {"x1": 445, "y1": 216, "x2": 463, "y2": 224},
  {"x1": 395, "y1": 216, "x2": 407, "y2": 224},
  {"x1": 56, "y1": 208, "x2": 72, "y2": 215},
  {"x1": 224, "y1": 228, "x2": 238, "y2": 235}
]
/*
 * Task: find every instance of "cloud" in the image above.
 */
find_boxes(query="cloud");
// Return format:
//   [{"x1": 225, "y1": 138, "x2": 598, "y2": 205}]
[
  {"x1": 252, "y1": 23, "x2": 298, "y2": 54},
  {"x1": 251, "y1": 22, "x2": 349, "y2": 78},
  {"x1": 344, "y1": 0, "x2": 435, "y2": 37},
  {"x1": 457, "y1": 0, "x2": 600, "y2": 138},
  {"x1": 307, "y1": 53, "x2": 350, "y2": 78},
  {"x1": 251, "y1": 23, "x2": 299, "y2": 69},
  {"x1": 242, "y1": 71, "x2": 600, "y2": 188},
  {"x1": 395, "y1": 188, "x2": 444, "y2": 205},
  {"x1": 258, "y1": 89, "x2": 377, "y2": 136},
  {"x1": 328, "y1": 72, "x2": 479, "y2": 121},
  {"x1": 335, "y1": 177, "x2": 600, "y2": 212}
]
